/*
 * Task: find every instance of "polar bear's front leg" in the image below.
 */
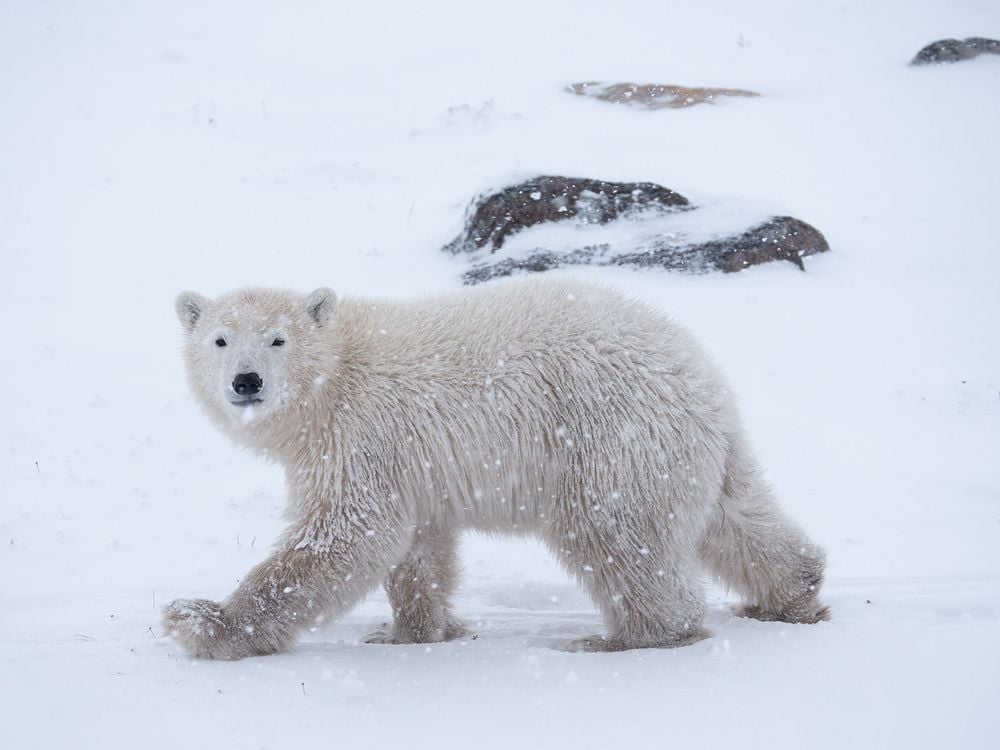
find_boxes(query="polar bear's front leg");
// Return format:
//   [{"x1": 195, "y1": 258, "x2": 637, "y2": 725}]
[
  {"x1": 164, "y1": 504, "x2": 408, "y2": 659},
  {"x1": 162, "y1": 547, "x2": 326, "y2": 660},
  {"x1": 365, "y1": 526, "x2": 468, "y2": 644},
  {"x1": 162, "y1": 551, "x2": 320, "y2": 661}
]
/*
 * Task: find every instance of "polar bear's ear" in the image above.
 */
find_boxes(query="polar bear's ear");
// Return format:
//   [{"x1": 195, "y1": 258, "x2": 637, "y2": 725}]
[
  {"x1": 304, "y1": 287, "x2": 336, "y2": 327},
  {"x1": 176, "y1": 291, "x2": 209, "y2": 332}
]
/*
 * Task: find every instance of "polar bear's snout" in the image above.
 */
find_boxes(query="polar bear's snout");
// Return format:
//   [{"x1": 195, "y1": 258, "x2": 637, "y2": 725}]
[{"x1": 231, "y1": 372, "x2": 263, "y2": 404}]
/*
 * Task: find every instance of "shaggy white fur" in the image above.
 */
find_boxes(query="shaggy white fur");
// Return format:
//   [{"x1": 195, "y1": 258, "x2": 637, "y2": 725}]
[{"x1": 164, "y1": 278, "x2": 828, "y2": 659}]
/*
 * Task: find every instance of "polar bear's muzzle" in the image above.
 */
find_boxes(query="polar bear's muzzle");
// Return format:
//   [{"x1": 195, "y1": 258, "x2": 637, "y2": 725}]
[{"x1": 230, "y1": 371, "x2": 264, "y2": 406}]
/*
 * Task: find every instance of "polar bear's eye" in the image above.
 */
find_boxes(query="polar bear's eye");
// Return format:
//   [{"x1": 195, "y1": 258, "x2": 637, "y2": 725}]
[
  {"x1": 215, "y1": 338, "x2": 227, "y2": 347},
  {"x1": 272, "y1": 338, "x2": 285, "y2": 347}
]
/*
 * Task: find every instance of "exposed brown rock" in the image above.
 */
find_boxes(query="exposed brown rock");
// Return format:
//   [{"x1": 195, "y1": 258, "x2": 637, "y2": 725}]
[
  {"x1": 444, "y1": 176, "x2": 830, "y2": 285},
  {"x1": 567, "y1": 81, "x2": 760, "y2": 109},
  {"x1": 443, "y1": 175, "x2": 688, "y2": 255},
  {"x1": 911, "y1": 37, "x2": 1000, "y2": 65}
]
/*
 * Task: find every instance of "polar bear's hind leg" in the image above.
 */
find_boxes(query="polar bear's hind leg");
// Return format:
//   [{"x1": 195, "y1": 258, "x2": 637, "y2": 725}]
[{"x1": 698, "y1": 436, "x2": 830, "y2": 624}]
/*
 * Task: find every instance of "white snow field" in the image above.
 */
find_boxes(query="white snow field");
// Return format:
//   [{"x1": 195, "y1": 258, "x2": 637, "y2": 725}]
[{"x1": 2, "y1": 1, "x2": 999, "y2": 748}]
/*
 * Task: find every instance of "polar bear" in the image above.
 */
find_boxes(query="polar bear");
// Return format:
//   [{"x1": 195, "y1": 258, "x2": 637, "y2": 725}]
[{"x1": 164, "y1": 278, "x2": 828, "y2": 659}]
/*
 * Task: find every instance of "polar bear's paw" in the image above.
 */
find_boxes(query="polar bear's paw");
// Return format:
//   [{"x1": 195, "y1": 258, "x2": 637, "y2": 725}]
[
  {"x1": 562, "y1": 634, "x2": 621, "y2": 652},
  {"x1": 163, "y1": 598, "x2": 276, "y2": 660},
  {"x1": 163, "y1": 598, "x2": 235, "y2": 658},
  {"x1": 562, "y1": 628, "x2": 710, "y2": 652},
  {"x1": 364, "y1": 617, "x2": 469, "y2": 645},
  {"x1": 736, "y1": 600, "x2": 831, "y2": 624}
]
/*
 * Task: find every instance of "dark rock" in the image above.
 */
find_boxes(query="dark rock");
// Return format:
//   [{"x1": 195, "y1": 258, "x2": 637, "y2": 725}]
[
  {"x1": 567, "y1": 82, "x2": 761, "y2": 109},
  {"x1": 911, "y1": 37, "x2": 1000, "y2": 65},
  {"x1": 460, "y1": 217, "x2": 828, "y2": 285},
  {"x1": 445, "y1": 176, "x2": 830, "y2": 285},
  {"x1": 443, "y1": 176, "x2": 688, "y2": 255}
]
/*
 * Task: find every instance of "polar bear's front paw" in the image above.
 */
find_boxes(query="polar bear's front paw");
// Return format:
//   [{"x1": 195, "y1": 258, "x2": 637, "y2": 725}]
[
  {"x1": 163, "y1": 598, "x2": 229, "y2": 658},
  {"x1": 736, "y1": 600, "x2": 831, "y2": 624},
  {"x1": 363, "y1": 625, "x2": 396, "y2": 644},
  {"x1": 562, "y1": 627, "x2": 710, "y2": 652},
  {"x1": 562, "y1": 634, "x2": 623, "y2": 652},
  {"x1": 364, "y1": 617, "x2": 469, "y2": 645},
  {"x1": 163, "y1": 598, "x2": 261, "y2": 660}
]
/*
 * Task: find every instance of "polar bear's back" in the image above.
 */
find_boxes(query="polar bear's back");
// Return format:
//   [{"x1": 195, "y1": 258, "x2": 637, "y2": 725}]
[
  {"x1": 312, "y1": 277, "x2": 739, "y2": 533},
  {"x1": 339, "y1": 277, "x2": 707, "y2": 375}
]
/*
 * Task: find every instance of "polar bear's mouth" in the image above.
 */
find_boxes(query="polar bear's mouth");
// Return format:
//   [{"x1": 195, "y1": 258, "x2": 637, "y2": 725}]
[{"x1": 230, "y1": 397, "x2": 264, "y2": 407}]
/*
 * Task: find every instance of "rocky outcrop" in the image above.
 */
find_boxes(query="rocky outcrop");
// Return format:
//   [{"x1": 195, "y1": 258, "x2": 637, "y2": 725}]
[
  {"x1": 443, "y1": 176, "x2": 688, "y2": 255},
  {"x1": 911, "y1": 37, "x2": 1000, "y2": 65},
  {"x1": 567, "y1": 82, "x2": 760, "y2": 109},
  {"x1": 444, "y1": 177, "x2": 830, "y2": 285}
]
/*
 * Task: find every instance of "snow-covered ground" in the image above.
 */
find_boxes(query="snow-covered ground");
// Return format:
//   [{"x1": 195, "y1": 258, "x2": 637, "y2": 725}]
[{"x1": 3, "y1": 1, "x2": 999, "y2": 748}]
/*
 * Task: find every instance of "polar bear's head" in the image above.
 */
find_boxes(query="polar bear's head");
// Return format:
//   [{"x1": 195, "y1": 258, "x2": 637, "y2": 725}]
[{"x1": 175, "y1": 287, "x2": 337, "y2": 440}]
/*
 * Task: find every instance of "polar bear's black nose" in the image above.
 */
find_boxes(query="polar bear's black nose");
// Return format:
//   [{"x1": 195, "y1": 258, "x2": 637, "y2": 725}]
[{"x1": 233, "y1": 372, "x2": 263, "y2": 396}]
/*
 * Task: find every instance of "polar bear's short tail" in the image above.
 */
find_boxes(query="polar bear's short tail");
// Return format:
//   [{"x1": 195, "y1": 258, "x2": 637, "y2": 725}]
[{"x1": 698, "y1": 432, "x2": 830, "y2": 623}]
